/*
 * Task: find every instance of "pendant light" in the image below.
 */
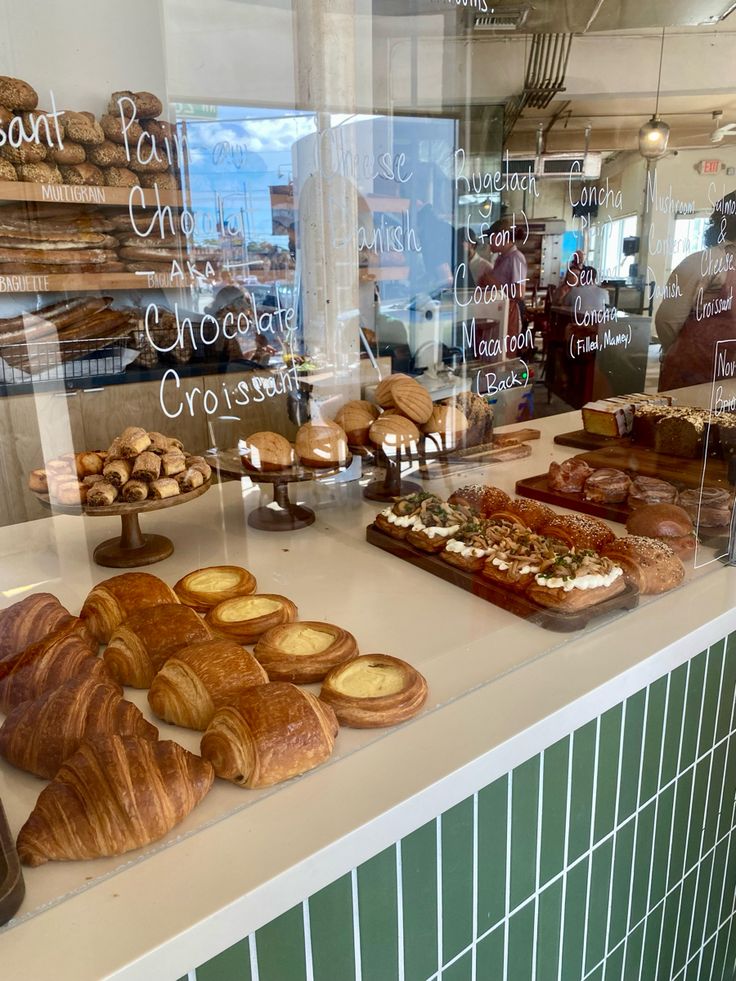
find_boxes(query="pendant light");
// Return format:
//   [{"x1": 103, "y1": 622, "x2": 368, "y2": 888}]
[{"x1": 639, "y1": 28, "x2": 670, "y2": 160}]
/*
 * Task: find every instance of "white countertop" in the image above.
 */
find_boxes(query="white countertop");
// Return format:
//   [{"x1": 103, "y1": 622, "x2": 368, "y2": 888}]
[{"x1": 1, "y1": 406, "x2": 734, "y2": 981}]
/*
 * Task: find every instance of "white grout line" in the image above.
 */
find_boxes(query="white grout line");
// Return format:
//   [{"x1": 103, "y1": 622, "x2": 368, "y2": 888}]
[
  {"x1": 302, "y1": 901, "x2": 314, "y2": 981},
  {"x1": 556, "y1": 736, "x2": 575, "y2": 981},
  {"x1": 531, "y1": 752, "x2": 544, "y2": 981},
  {"x1": 502, "y1": 772, "x2": 512, "y2": 981},
  {"x1": 249, "y1": 933, "x2": 260, "y2": 981},
  {"x1": 471, "y1": 793, "x2": 478, "y2": 981},
  {"x1": 602, "y1": 700, "x2": 626, "y2": 981},
  {"x1": 351, "y1": 868, "x2": 362, "y2": 981},
  {"x1": 396, "y1": 842, "x2": 405, "y2": 981},
  {"x1": 187, "y1": 971, "x2": 196, "y2": 981},
  {"x1": 668, "y1": 904, "x2": 736, "y2": 981},
  {"x1": 622, "y1": 686, "x2": 650, "y2": 972},
  {"x1": 436, "y1": 815, "x2": 443, "y2": 979},
  {"x1": 718, "y1": 906, "x2": 736, "y2": 981},
  {"x1": 581, "y1": 717, "x2": 601, "y2": 978}
]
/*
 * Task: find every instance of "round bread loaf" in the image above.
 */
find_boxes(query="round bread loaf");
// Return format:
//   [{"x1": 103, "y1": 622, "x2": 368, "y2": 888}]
[
  {"x1": 104, "y1": 166, "x2": 139, "y2": 187},
  {"x1": 334, "y1": 402, "x2": 377, "y2": 446},
  {"x1": 61, "y1": 112, "x2": 105, "y2": 145},
  {"x1": 391, "y1": 378, "x2": 433, "y2": 424},
  {"x1": 369, "y1": 413, "x2": 420, "y2": 451},
  {"x1": 602, "y1": 536, "x2": 685, "y2": 595},
  {"x1": 101, "y1": 113, "x2": 142, "y2": 146},
  {"x1": 108, "y1": 91, "x2": 163, "y2": 119},
  {"x1": 139, "y1": 171, "x2": 179, "y2": 190},
  {"x1": 240, "y1": 431, "x2": 293, "y2": 471},
  {"x1": 59, "y1": 163, "x2": 104, "y2": 186},
  {"x1": 142, "y1": 118, "x2": 175, "y2": 141},
  {"x1": 0, "y1": 106, "x2": 12, "y2": 127},
  {"x1": 0, "y1": 158, "x2": 18, "y2": 182},
  {"x1": 422, "y1": 404, "x2": 468, "y2": 448},
  {"x1": 128, "y1": 153, "x2": 171, "y2": 174},
  {"x1": 0, "y1": 77, "x2": 38, "y2": 111},
  {"x1": 375, "y1": 373, "x2": 410, "y2": 408},
  {"x1": 87, "y1": 140, "x2": 129, "y2": 167},
  {"x1": 48, "y1": 142, "x2": 86, "y2": 165},
  {"x1": 0, "y1": 142, "x2": 47, "y2": 164},
  {"x1": 16, "y1": 162, "x2": 62, "y2": 184},
  {"x1": 625, "y1": 503, "x2": 695, "y2": 556},
  {"x1": 295, "y1": 421, "x2": 348, "y2": 468}
]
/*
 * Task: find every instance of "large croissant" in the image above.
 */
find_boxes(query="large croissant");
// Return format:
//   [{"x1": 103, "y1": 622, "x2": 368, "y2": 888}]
[
  {"x1": 103, "y1": 604, "x2": 213, "y2": 688},
  {"x1": 148, "y1": 639, "x2": 269, "y2": 730},
  {"x1": 0, "y1": 619, "x2": 103, "y2": 712},
  {"x1": 16, "y1": 735, "x2": 215, "y2": 866},
  {"x1": 0, "y1": 676, "x2": 158, "y2": 778},
  {"x1": 80, "y1": 573, "x2": 179, "y2": 643},
  {"x1": 200, "y1": 682, "x2": 338, "y2": 788},
  {"x1": 0, "y1": 593, "x2": 75, "y2": 672}
]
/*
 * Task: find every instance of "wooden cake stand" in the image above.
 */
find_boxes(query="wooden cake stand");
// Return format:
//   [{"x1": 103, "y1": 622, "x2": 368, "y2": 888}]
[{"x1": 34, "y1": 481, "x2": 211, "y2": 568}]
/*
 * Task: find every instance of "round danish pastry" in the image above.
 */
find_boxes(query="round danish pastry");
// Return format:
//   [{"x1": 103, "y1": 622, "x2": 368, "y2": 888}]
[
  {"x1": 174, "y1": 566, "x2": 257, "y2": 612},
  {"x1": 627, "y1": 475, "x2": 678, "y2": 509},
  {"x1": 320, "y1": 654, "x2": 428, "y2": 728},
  {"x1": 678, "y1": 487, "x2": 732, "y2": 528},
  {"x1": 254, "y1": 621, "x2": 358, "y2": 683},
  {"x1": 548, "y1": 458, "x2": 595, "y2": 493},
  {"x1": 206, "y1": 594, "x2": 297, "y2": 643},
  {"x1": 583, "y1": 468, "x2": 632, "y2": 504}
]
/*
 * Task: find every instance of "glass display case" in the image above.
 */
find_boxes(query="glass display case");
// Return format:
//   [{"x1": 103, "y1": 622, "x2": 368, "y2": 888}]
[{"x1": 1, "y1": 3, "x2": 736, "y2": 979}]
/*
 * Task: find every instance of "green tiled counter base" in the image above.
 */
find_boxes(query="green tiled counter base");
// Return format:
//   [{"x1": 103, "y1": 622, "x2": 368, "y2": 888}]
[{"x1": 186, "y1": 632, "x2": 736, "y2": 981}]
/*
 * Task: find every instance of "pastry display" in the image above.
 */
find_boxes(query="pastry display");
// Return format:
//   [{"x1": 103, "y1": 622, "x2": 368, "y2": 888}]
[
  {"x1": 441, "y1": 518, "x2": 508, "y2": 572},
  {"x1": 174, "y1": 566, "x2": 257, "y2": 612},
  {"x1": 0, "y1": 593, "x2": 75, "y2": 669},
  {"x1": 581, "y1": 395, "x2": 672, "y2": 438},
  {"x1": 80, "y1": 572, "x2": 179, "y2": 643},
  {"x1": 441, "y1": 391, "x2": 494, "y2": 447},
  {"x1": 295, "y1": 421, "x2": 348, "y2": 468},
  {"x1": 369, "y1": 413, "x2": 421, "y2": 453},
  {"x1": 548, "y1": 458, "x2": 595, "y2": 493},
  {"x1": 148, "y1": 639, "x2": 268, "y2": 730},
  {"x1": 200, "y1": 682, "x2": 338, "y2": 788},
  {"x1": 374, "y1": 492, "x2": 441, "y2": 539},
  {"x1": 627, "y1": 476, "x2": 678, "y2": 509},
  {"x1": 602, "y1": 537, "x2": 685, "y2": 595},
  {"x1": 374, "y1": 373, "x2": 410, "y2": 408},
  {"x1": 103, "y1": 604, "x2": 213, "y2": 688},
  {"x1": 240, "y1": 431, "x2": 294, "y2": 471},
  {"x1": 422, "y1": 405, "x2": 469, "y2": 450},
  {"x1": 527, "y1": 552, "x2": 626, "y2": 611},
  {"x1": 678, "y1": 487, "x2": 733, "y2": 528},
  {"x1": 0, "y1": 676, "x2": 157, "y2": 779},
  {"x1": 16, "y1": 736, "x2": 214, "y2": 866},
  {"x1": 320, "y1": 654, "x2": 428, "y2": 728},
  {"x1": 206, "y1": 594, "x2": 298, "y2": 644},
  {"x1": 583, "y1": 468, "x2": 631, "y2": 504},
  {"x1": 405, "y1": 500, "x2": 470, "y2": 553},
  {"x1": 254, "y1": 621, "x2": 358, "y2": 683},
  {"x1": 625, "y1": 504, "x2": 696, "y2": 556},
  {"x1": 482, "y1": 526, "x2": 567, "y2": 592},
  {"x1": 390, "y1": 378, "x2": 434, "y2": 424},
  {"x1": 333, "y1": 402, "x2": 379, "y2": 446},
  {"x1": 448, "y1": 484, "x2": 510, "y2": 517},
  {"x1": 491, "y1": 498, "x2": 555, "y2": 532},
  {"x1": 539, "y1": 514, "x2": 616, "y2": 551}
]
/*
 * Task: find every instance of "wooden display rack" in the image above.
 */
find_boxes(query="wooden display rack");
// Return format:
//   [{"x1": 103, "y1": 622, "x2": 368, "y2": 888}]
[{"x1": 0, "y1": 179, "x2": 182, "y2": 208}]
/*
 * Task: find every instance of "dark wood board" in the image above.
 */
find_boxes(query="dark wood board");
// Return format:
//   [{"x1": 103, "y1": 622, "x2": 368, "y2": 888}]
[
  {"x1": 366, "y1": 524, "x2": 639, "y2": 633},
  {"x1": 0, "y1": 797, "x2": 24, "y2": 926},
  {"x1": 515, "y1": 473, "x2": 631, "y2": 524},
  {"x1": 553, "y1": 435, "x2": 729, "y2": 489},
  {"x1": 554, "y1": 429, "x2": 631, "y2": 452}
]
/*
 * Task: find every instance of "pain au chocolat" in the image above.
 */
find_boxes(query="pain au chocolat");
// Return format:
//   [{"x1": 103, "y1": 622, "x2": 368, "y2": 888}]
[
  {"x1": 254, "y1": 621, "x2": 358, "y2": 683},
  {"x1": 174, "y1": 565, "x2": 257, "y2": 612},
  {"x1": 206, "y1": 594, "x2": 298, "y2": 644},
  {"x1": 320, "y1": 654, "x2": 428, "y2": 728}
]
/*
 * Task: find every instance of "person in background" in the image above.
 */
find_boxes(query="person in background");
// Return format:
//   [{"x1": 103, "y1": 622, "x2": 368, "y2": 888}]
[
  {"x1": 464, "y1": 227, "x2": 493, "y2": 285},
  {"x1": 552, "y1": 250, "x2": 584, "y2": 305},
  {"x1": 657, "y1": 190, "x2": 736, "y2": 390},
  {"x1": 477, "y1": 218, "x2": 528, "y2": 336},
  {"x1": 562, "y1": 265, "x2": 609, "y2": 318}
]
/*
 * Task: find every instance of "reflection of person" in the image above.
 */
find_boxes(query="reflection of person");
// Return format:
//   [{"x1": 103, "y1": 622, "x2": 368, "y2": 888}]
[
  {"x1": 553, "y1": 250, "x2": 584, "y2": 305},
  {"x1": 477, "y1": 218, "x2": 528, "y2": 335},
  {"x1": 657, "y1": 191, "x2": 736, "y2": 390},
  {"x1": 562, "y1": 266, "x2": 609, "y2": 317}
]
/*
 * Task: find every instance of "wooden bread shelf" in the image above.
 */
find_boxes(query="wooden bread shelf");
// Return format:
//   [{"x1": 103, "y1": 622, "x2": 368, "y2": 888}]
[
  {"x1": 0, "y1": 180, "x2": 182, "y2": 208},
  {"x1": 0, "y1": 271, "x2": 198, "y2": 293}
]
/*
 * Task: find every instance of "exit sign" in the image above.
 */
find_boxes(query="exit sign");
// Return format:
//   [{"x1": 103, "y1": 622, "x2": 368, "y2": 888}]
[{"x1": 697, "y1": 159, "x2": 722, "y2": 175}]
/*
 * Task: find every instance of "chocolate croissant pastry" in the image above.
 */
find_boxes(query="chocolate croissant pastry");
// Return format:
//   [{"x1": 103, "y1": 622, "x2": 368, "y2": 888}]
[
  {"x1": 0, "y1": 675, "x2": 157, "y2": 778},
  {"x1": 80, "y1": 572, "x2": 180, "y2": 643},
  {"x1": 200, "y1": 682, "x2": 338, "y2": 788},
  {"x1": 103, "y1": 603, "x2": 213, "y2": 687},
  {"x1": 16, "y1": 735, "x2": 214, "y2": 866}
]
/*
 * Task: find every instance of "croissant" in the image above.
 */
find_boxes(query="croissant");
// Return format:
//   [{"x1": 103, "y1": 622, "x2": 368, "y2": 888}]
[
  {"x1": 200, "y1": 682, "x2": 338, "y2": 788},
  {"x1": 0, "y1": 593, "x2": 75, "y2": 669},
  {"x1": 16, "y1": 735, "x2": 214, "y2": 866},
  {"x1": 103, "y1": 604, "x2": 213, "y2": 688},
  {"x1": 148, "y1": 639, "x2": 269, "y2": 730},
  {"x1": 80, "y1": 573, "x2": 179, "y2": 643},
  {"x1": 0, "y1": 619, "x2": 104, "y2": 712},
  {"x1": 0, "y1": 676, "x2": 157, "y2": 779}
]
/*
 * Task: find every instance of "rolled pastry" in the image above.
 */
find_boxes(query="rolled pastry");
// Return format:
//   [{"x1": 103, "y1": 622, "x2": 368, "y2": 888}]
[
  {"x1": 151, "y1": 477, "x2": 180, "y2": 500},
  {"x1": 117, "y1": 427, "x2": 151, "y2": 458},
  {"x1": 148, "y1": 639, "x2": 268, "y2": 730},
  {"x1": 51, "y1": 479, "x2": 86, "y2": 507},
  {"x1": 103, "y1": 457, "x2": 132, "y2": 487},
  {"x1": 80, "y1": 572, "x2": 179, "y2": 643},
  {"x1": 320, "y1": 654, "x2": 428, "y2": 728},
  {"x1": 131, "y1": 451, "x2": 161, "y2": 483},
  {"x1": 146, "y1": 431, "x2": 170, "y2": 454},
  {"x1": 75, "y1": 452, "x2": 104, "y2": 477},
  {"x1": 200, "y1": 682, "x2": 339, "y2": 787},
  {"x1": 177, "y1": 467, "x2": 204, "y2": 492},
  {"x1": 120, "y1": 479, "x2": 149, "y2": 503},
  {"x1": 254, "y1": 621, "x2": 358, "y2": 683},
  {"x1": 28, "y1": 469, "x2": 48, "y2": 494},
  {"x1": 85, "y1": 480, "x2": 118, "y2": 507},
  {"x1": 174, "y1": 566, "x2": 257, "y2": 612},
  {"x1": 161, "y1": 450, "x2": 186, "y2": 476},
  {"x1": 185, "y1": 455, "x2": 212, "y2": 480},
  {"x1": 206, "y1": 594, "x2": 297, "y2": 644}
]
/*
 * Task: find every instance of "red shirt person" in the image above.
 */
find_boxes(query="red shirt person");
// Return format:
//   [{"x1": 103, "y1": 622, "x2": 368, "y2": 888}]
[{"x1": 477, "y1": 218, "x2": 528, "y2": 338}]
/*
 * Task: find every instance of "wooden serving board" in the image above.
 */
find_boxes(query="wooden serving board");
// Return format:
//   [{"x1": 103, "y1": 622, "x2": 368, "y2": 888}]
[
  {"x1": 0, "y1": 798, "x2": 24, "y2": 927},
  {"x1": 366, "y1": 524, "x2": 639, "y2": 633},
  {"x1": 515, "y1": 473, "x2": 631, "y2": 524},
  {"x1": 418, "y1": 428, "x2": 539, "y2": 481},
  {"x1": 554, "y1": 429, "x2": 630, "y2": 452}
]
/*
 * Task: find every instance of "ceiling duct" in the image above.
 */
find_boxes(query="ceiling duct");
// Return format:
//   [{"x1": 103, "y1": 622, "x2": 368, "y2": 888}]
[
  {"x1": 473, "y1": 6, "x2": 531, "y2": 31},
  {"x1": 504, "y1": 33, "x2": 573, "y2": 141}
]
